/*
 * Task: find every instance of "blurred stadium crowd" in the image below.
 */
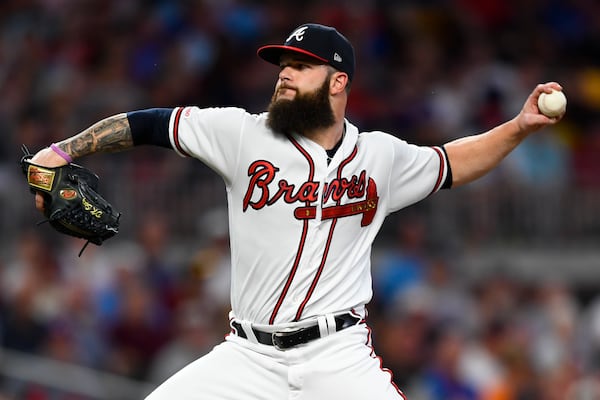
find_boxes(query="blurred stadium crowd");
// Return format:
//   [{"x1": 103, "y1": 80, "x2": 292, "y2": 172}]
[{"x1": 1, "y1": 0, "x2": 600, "y2": 399}]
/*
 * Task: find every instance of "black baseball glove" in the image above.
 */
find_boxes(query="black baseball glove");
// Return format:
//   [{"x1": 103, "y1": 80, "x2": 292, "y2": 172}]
[{"x1": 21, "y1": 148, "x2": 121, "y2": 256}]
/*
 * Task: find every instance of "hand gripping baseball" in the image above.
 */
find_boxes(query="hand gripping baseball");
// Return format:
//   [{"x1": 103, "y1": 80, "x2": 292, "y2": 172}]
[{"x1": 516, "y1": 82, "x2": 565, "y2": 134}]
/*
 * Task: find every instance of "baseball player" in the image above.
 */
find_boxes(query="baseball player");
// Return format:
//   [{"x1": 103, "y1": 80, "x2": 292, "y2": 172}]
[{"x1": 29, "y1": 23, "x2": 564, "y2": 399}]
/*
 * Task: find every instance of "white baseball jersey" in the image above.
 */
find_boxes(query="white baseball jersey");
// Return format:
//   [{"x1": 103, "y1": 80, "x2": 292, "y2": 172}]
[{"x1": 167, "y1": 106, "x2": 449, "y2": 327}]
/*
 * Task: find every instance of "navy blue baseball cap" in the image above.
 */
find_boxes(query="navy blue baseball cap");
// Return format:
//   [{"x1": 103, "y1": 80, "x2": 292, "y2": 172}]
[{"x1": 258, "y1": 23, "x2": 355, "y2": 81}]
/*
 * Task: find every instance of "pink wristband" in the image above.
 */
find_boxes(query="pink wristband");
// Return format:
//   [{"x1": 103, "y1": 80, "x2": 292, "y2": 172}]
[{"x1": 50, "y1": 143, "x2": 73, "y2": 163}]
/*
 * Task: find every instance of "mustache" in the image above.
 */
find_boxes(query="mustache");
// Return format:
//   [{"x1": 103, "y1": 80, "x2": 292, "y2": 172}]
[{"x1": 277, "y1": 83, "x2": 297, "y2": 93}]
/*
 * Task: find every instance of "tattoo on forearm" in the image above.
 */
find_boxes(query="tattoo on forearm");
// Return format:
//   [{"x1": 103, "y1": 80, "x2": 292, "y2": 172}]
[{"x1": 58, "y1": 113, "x2": 133, "y2": 158}]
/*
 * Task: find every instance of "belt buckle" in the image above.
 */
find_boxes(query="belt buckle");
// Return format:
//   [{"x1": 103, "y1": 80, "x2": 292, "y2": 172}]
[
  {"x1": 271, "y1": 332, "x2": 283, "y2": 350},
  {"x1": 271, "y1": 328, "x2": 304, "y2": 350}
]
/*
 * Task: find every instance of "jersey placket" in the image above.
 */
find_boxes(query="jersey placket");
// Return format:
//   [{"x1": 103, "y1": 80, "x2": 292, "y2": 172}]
[
  {"x1": 268, "y1": 136, "x2": 335, "y2": 324},
  {"x1": 292, "y1": 145, "x2": 357, "y2": 321}
]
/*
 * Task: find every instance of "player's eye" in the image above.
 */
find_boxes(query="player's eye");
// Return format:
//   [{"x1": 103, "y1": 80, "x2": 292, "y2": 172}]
[{"x1": 279, "y1": 61, "x2": 311, "y2": 71}]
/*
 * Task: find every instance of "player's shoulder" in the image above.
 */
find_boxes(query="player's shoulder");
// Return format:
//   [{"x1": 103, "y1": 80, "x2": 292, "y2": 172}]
[
  {"x1": 351, "y1": 125, "x2": 429, "y2": 162},
  {"x1": 205, "y1": 107, "x2": 267, "y2": 124},
  {"x1": 184, "y1": 106, "x2": 251, "y2": 118},
  {"x1": 355, "y1": 129, "x2": 409, "y2": 148},
  {"x1": 182, "y1": 106, "x2": 268, "y2": 127}
]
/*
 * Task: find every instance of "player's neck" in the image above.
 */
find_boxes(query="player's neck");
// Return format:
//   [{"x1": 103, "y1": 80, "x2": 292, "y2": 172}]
[{"x1": 304, "y1": 120, "x2": 345, "y2": 151}]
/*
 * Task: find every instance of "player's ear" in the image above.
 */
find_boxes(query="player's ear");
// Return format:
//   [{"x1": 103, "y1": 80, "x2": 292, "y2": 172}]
[{"x1": 330, "y1": 72, "x2": 349, "y2": 95}]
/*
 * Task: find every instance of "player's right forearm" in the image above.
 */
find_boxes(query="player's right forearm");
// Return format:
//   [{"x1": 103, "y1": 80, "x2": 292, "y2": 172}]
[{"x1": 56, "y1": 113, "x2": 134, "y2": 159}]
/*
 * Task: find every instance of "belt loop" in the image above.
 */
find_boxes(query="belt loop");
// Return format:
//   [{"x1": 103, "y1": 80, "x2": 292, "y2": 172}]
[
  {"x1": 326, "y1": 314, "x2": 337, "y2": 335},
  {"x1": 317, "y1": 315, "x2": 328, "y2": 338},
  {"x1": 241, "y1": 321, "x2": 259, "y2": 344}
]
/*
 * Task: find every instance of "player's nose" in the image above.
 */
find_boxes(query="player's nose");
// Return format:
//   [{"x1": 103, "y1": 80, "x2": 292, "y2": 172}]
[{"x1": 278, "y1": 66, "x2": 292, "y2": 82}]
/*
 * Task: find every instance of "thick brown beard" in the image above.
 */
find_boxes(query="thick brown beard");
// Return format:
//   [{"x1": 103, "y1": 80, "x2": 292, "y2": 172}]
[{"x1": 266, "y1": 78, "x2": 335, "y2": 136}]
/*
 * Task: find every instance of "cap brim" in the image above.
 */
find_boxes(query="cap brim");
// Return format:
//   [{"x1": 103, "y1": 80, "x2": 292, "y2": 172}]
[{"x1": 257, "y1": 45, "x2": 328, "y2": 66}]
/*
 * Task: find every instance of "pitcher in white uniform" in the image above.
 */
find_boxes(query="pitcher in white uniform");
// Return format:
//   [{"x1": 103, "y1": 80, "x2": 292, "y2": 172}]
[{"x1": 28, "y1": 23, "x2": 564, "y2": 399}]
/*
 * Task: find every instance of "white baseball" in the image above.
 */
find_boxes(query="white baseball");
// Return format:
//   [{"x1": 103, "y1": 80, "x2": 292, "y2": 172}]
[{"x1": 537, "y1": 89, "x2": 566, "y2": 117}]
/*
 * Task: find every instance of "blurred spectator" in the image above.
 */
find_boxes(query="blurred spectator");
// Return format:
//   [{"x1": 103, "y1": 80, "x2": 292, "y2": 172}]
[
  {"x1": 572, "y1": 124, "x2": 600, "y2": 188},
  {"x1": 527, "y1": 281, "x2": 580, "y2": 375},
  {"x1": 373, "y1": 214, "x2": 429, "y2": 311},
  {"x1": 419, "y1": 324, "x2": 478, "y2": 400},
  {"x1": 459, "y1": 319, "x2": 507, "y2": 399},
  {"x1": 191, "y1": 207, "x2": 231, "y2": 311},
  {"x1": 105, "y1": 270, "x2": 172, "y2": 381},
  {"x1": 426, "y1": 258, "x2": 479, "y2": 333},
  {"x1": 579, "y1": 293, "x2": 600, "y2": 373},
  {"x1": 134, "y1": 212, "x2": 181, "y2": 322},
  {"x1": 375, "y1": 284, "x2": 436, "y2": 396},
  {"x1": 148, "y1": 302, "x2": 220, "y2": 385},
  {"x1": 0, "y1": 230, "x2": 60, "y2": 353},
  {"x1": 59, "y1": 238, "x2": 125, "y2": 326},
  {"x1": 503, "y1": 129, "x2": 570, "y2": 189}
]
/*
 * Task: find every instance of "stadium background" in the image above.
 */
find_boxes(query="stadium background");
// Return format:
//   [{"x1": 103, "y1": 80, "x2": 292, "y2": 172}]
[{"x1": 1, "y1": 0, "x2": 600, "y2": 398}]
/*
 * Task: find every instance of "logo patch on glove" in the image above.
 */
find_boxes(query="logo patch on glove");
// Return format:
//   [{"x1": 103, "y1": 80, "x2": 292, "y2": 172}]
[
  {"x1": 59, "y1": 189, "x2": 77, "y2": 200},
  {"x1": 27, "y1": 165, "x2": 55, "y2": 191}
]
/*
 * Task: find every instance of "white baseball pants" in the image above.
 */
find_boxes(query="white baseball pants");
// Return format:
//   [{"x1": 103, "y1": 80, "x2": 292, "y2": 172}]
[{"x1": 145, "y1": 323, "x2": 406, "y2": 399}]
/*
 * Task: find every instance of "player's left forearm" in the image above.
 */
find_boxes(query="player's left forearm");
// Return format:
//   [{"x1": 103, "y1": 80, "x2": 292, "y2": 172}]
[
  {"x1": 443, "y1": 118, "x2": 526, "y2": 188},
  {"x1": 29, "y1": 113, "x2": 134, "y2": 170}
]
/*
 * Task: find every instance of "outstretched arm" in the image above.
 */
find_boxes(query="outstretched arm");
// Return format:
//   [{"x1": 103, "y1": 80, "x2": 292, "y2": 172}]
[
  {"x1": 28, "y1": 113, "x2": 134, "y2": 211},
  {"x1": 445, "y1": 82, "x2": 564, "y2": 187},
  {"x1": 29, "y1": 113, "x2": 133, "y2": 168}
]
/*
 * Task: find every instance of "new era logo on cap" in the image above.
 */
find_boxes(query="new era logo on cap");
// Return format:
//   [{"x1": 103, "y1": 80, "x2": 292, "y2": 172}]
[{"x1": 257, "y1": 23, "x2": 355, "y2": 81}]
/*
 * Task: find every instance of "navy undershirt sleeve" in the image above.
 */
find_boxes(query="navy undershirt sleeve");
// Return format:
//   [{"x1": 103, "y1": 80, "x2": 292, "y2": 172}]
[{"x1": 127, "y1": 108, "x2": 174, "y2": 148}]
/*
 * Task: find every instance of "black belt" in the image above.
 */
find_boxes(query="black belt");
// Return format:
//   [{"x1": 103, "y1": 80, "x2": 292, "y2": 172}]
[{"x1": 231, "y1": 313, "x2": 361, "y2": 350}]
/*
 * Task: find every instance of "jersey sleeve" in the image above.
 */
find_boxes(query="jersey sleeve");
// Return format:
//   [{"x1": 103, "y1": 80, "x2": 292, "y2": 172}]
[
  {"x1": 168, "y1": 106, "x2": 248, "y2": 180},
  {"x1": 387, "y1": 138, "x2": 451, "y2": 213}
]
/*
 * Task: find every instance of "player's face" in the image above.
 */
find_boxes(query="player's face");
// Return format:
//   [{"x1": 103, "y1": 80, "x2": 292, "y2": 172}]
[{"x1": 272, "y1": 54, "x2": 331, "y2": 102}]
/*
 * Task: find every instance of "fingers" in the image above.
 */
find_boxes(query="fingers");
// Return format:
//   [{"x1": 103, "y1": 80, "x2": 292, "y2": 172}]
[
  {"x1": 535, "y1": 82, "x2": 563, "y2": 98},
  {"x1": 35, "y1": 192, "x2": 45, "y2": 212},
  {"x1": 537, "y1": 82, "x2": 563, "y2": 94}
]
